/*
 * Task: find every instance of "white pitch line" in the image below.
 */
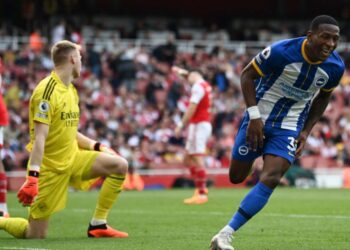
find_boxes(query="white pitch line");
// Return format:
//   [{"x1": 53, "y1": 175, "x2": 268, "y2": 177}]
[
  {"x1": 9, "y1": 208, "x2": 350, "y2": 220},
  {"x1": 77, "y1": 208, "x2": 350, "y2": 220},
  {"x1": 266, "y1": 213, "x2": 350, "y2": 220},
  {"x1": 0, "y1": 248, "x2": 51, "y2": 250}
]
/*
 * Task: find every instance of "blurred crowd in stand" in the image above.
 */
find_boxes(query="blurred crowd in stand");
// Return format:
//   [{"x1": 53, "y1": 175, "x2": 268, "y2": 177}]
[{"x1": 1, "y1": 14, "x2": 350, "y2": 173}]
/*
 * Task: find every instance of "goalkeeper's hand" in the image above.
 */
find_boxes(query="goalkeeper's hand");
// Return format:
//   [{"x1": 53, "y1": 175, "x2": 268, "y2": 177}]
[
  {"x1": 17, "y1": 171, "x2": 39, "y2": 206},
  {"x1": 93, "y1": 142, "x2": 118, "y2": 155}
]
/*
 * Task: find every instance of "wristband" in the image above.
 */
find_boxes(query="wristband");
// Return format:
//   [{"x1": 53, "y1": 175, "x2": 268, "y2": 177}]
[
  {"x1": 94, "y1": 142, "x2": 101, "y2": 151},
  {"x1": 247, "y1": 106, "x2": 261, "y2": 120},
  {"x1": 28, "y1": 170, "x2": 39, "y2": 177}
]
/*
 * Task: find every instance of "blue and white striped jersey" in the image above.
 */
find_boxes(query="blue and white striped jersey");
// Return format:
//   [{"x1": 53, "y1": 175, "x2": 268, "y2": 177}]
[{"x1": 252, "y1": 37, "x2": 344, "y2": 132}]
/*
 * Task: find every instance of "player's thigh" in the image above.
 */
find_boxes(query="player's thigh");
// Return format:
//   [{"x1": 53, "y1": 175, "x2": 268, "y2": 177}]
[
  {"x1": 230, "y1": 123, "x2": 260, "y2": 182},
  {"x1": 70, "y1": 150, "x2": 100, "y2": 190},
  {"x1": 186, "y1": 122, "x2": 211, "y2": 154},
  {"x1": 27, "y1": 217, "x2": 49, "y2": 239},
  {"x1": 76, "y1": 150, "x2": 128, "y2": 179},
  {"x1": 260, "y1": 131, "x2": 296, "y2": 187},
  {"x1": 92, "y1": 153, "x2": 128, "y2": 177}
]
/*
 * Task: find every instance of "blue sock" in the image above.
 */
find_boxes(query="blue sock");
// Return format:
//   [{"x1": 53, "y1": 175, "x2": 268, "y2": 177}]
[{"x1": 228, "y1": 182, "x2": 273, "y2": 231}]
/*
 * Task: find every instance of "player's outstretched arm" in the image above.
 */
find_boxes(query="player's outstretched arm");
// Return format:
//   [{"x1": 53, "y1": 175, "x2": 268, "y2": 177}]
[
  {"x1": 172, "y1": 66, "x2": 189, "y2": 77},
  {"x1": 296, "y1": 89, "x2": 333, "y2": 157},
  {"x1": 241, "y1": 62, "x2": 264, "y2": 151},
  {"x1": 18, "y1": 122, "x2": 48, "y2": 206}
]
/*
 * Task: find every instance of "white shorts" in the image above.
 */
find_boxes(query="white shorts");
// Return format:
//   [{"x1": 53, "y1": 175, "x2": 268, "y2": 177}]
[
  {"x1": 185, "y1": 122, "x2": 212, "y2": 155},
  {"x1": 0, "y1": 127, "x2": 3, "y2": 148}
]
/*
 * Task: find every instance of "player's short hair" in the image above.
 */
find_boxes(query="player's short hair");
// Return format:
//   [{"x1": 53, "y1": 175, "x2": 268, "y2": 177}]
[
  {"x1": 51, "y1": 40, "x2": 80, "y2": 66},
  {"x1": 310, "y1": 15, "x2": 339, "y2": 31},
  {"x1": 188, "y1": 67, "x2": 204, "y2": 76}
]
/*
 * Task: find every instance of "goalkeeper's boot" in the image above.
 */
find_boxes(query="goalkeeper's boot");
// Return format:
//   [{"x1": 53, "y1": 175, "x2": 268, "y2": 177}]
[
  {"x1": 0, "y1": 210, "x2": 9, "y2": 218},
  {"x1": 210, "y1": 232, "x2": 234, "y2": 250},
  {"x1": 183, "y1": 188, "x2": 208, "y2": 205},
  {"x1": 87, "y1": 223, "x2": 128, "y2": 238}
]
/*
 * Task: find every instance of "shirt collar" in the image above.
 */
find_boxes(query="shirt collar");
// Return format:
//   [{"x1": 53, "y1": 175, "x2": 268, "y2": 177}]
[{"x1": 301, "y1": 39, "x2": 323, "y2": 65}]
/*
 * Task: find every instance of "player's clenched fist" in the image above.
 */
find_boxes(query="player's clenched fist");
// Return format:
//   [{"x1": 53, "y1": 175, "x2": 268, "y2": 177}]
[{"x1": 17, "y1": 171, "x2": 39, "y2": 206}]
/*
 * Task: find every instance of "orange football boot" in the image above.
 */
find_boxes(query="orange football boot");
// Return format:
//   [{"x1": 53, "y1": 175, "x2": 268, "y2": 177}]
[
  {"x1": 88, "y1": 224, "x2": 128, "y2": 238},
  {"x1": 183, "y1": 188, "x2": 208, "y2": 205}
]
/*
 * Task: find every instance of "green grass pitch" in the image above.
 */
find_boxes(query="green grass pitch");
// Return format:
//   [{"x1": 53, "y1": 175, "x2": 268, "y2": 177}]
[{"x1": 1, "y1": 188, "x2": 350, "y2": 249}]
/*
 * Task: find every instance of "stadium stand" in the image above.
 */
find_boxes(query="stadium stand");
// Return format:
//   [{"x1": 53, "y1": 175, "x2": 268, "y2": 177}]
[{"x1": 1, "y1": 1, "x2": 350, "y2": 189}]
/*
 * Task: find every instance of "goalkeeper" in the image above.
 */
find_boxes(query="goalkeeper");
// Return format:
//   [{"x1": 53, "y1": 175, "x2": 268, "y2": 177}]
[{"x1": 0, "y1": 40, "x2": 129, "y2": 239}]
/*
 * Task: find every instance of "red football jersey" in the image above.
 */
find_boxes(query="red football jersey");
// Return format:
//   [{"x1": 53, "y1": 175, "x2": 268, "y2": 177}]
[
  {"x1": 189, "y1": 81, "x2": 212, "y2": 123},
  {"x1": 0, "y1": 58, "x2": 9, "y2": 126}
]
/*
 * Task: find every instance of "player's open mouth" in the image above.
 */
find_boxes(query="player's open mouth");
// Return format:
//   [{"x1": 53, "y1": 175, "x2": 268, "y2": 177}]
[{"x1": 321, "y1": 48, "x2": 331, "y2": 57}]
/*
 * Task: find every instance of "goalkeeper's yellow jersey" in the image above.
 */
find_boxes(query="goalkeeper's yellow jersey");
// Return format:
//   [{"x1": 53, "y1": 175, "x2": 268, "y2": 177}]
[{"x1": 27, "y1": 71, "x2": 80, "y2": 173}]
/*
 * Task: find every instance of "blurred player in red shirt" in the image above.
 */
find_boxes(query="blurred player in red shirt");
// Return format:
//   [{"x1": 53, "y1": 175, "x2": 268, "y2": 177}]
[
  {"x1": 0, "y1": 57, "x2": 9, "y2": 217},
  {"x1": 173, "y1": 66, "x2": 212, "y2": 205}
]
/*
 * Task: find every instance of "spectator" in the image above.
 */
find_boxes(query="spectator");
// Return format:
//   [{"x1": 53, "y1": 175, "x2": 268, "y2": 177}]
[{"x1": 29, "y1": 29, "x2": 44, "y2": 54}]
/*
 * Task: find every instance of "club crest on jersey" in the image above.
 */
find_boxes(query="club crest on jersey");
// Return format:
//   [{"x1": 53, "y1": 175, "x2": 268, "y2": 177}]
[
  {"x1": 314, "y1": 77, "x2": 326, "y2": 87},
  {"x1": 238, "y1": 146, "x2": 249, "y2": 155},
  {"x1": 261, "y1": 46, "x2": 271, "y2": 59},
  {"x1": 39, "y1": 101, "x2": 50, "y2": 113}
]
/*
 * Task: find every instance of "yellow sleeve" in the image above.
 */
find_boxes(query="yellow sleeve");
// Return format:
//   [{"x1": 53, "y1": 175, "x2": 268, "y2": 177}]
[
  {"x1": 32, "y1": 83, "x2": 56, "y2": 125},
  {"x1": 320, "y1": 87, "x2": 335, "y2": 92}
]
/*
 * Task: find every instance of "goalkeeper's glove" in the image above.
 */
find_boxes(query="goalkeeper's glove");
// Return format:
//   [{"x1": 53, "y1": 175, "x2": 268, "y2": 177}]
[
  {"x1": 92, "y1": 142, "x2": 118, "y2": 155},
  {"x1": 17, "y1": 169, "x2": 39, "y2": 206}
]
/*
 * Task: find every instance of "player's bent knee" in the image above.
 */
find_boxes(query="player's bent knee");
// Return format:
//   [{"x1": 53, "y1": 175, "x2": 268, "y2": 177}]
[
  {"x1": 229, "y1": 174, "x2": 245, "y2": 184},
  {"x1": 26, "y1": 227, "x2": 48, "y2": 239},
  {"x1": 229, "y1": 160, "x2": 252, "y2": 184},
  {"x1": 26, "y1": 233, "x2": 47, "y2": 239},
  {"x1": 260, "y1": 175, "x2": 280, "y2": 188},
  {"x1": 26, "y1": 218, "x2": 49, "y2": 239},
  {"x1": 229, "y1": 166, "x2": 249, "y2": 184},
  {"x1": 113, "y1": 157, "x2": 128, "y2": 175}
]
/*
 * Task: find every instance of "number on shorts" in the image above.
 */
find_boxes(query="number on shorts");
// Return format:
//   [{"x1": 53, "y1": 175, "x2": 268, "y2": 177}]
[{"x1": 287, "y1": 137, "x2": 297, "y2": 152}]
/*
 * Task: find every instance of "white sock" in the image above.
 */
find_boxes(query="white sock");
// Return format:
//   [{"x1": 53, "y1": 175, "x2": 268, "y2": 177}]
[
  {"x1": 220, "y1": 225, "x2": 235, "y2": 235},
  {"x1": 90, "y1": 219, "x2": 107, "y2": 226},
  {"x1": 0, "y1": 203, "x2": 8, "y2": 213}
]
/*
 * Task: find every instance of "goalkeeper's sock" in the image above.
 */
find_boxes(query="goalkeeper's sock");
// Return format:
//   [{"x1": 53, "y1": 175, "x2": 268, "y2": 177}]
[
  {"x1": 0, "y1": 172, "x2": 8, "y2": 213},
  {"x1": 0, "y1": 217, "x2": 28, "y2": 238},
  {"x1": 228, "y1": 182, "x2": 273, "y2": 231},
  {"x1": 90, "y1": 219, "x2": 106, "y2": 226},
  {"x1": 92, "y1": 174, "x2": 125, "y2": 221}
]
